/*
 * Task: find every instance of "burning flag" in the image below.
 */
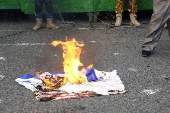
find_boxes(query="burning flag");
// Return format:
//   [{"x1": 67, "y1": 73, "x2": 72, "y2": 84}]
[{"x1": 15, "y1": 37, "x2": 126, "y2": 101}]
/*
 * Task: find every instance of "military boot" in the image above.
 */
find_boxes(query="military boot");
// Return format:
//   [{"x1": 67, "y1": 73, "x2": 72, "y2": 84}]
[
  {"x1": 115, "y1": 13, "x2": 122, "y2": 26},
  {"x1": 46, "y1": 18, "x2": 59, "y2": 29},
  {"x1": 129, "y1": 13, "x2": 140, "y2": 26},
  {"x1": 33, "y1": 18, "x2": 43, "y2": 30}
]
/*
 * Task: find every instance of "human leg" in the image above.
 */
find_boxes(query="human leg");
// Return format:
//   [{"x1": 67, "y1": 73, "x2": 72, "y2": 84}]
[
  {"x1": 142, "y1": 0, "x2": 170, "y2": 56},
  {"x1": 115, "y1": 0, "x2": 124, "y2": 26},
  {"x1": 33, "y1": 0, "x2": 44, "y2": 30},
  {"x1": 45, "y1": 0, "x2": 59, "y2": 29},
  {"x1": 128, "y1": 0, "x2": 140, "y2": 26}
]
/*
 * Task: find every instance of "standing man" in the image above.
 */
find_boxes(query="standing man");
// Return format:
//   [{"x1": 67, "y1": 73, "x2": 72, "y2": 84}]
[
  {"x1": 142, "y1": 0, "x2": 170, "y2": 57},
  {"x1": 33, "y1": 0, "x2": 59, "y2": 30},
  {"x1": 115, "y1": 0, "x2": 140, "y2": 26}
]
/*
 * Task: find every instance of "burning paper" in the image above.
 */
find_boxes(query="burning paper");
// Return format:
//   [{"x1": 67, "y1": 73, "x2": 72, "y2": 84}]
[{"x1": 15, "y1": 37, "x2": 126, "y2": 101}]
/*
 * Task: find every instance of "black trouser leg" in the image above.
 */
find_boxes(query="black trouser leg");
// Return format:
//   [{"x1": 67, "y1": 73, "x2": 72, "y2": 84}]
[
  {"x1": 45, "y1": 1, "x2": 53, "y2": 18},
  {"x1": 34, "y1": 1, "x2": 44, "y2": 18}
]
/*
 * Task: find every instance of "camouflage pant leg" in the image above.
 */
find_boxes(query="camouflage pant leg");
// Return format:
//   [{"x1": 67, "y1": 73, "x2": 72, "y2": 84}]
[
  {"x1": 115, "y1": 0, "x2": 138, "y2": 13},
  {"x1": 115, "y1": 0, "x2": 124, "y2": 13},
  {"x1": 128, "y1": 0, "x2": 138, "y2": 13}
]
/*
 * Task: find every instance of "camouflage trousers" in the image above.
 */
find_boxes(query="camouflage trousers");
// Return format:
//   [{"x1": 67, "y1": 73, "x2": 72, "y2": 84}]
[{"x1": 115, "y1": 0, "x2": 138, "y2": 13}]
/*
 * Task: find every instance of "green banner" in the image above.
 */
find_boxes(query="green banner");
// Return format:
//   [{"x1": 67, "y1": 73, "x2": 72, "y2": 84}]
[{"x1": 0, "y1": 0, "x2": 153, "y2": 14}]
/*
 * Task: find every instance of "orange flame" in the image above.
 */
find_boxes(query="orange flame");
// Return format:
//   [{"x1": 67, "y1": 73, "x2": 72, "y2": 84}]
[{"x1": 52, "y1": 37, "x2": 91, "y2": 85}]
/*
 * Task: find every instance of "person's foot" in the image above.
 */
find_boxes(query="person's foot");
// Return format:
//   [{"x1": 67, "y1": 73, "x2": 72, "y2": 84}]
[{"x1": 142, "y1": 50, "x2": 151, "y2": 57}]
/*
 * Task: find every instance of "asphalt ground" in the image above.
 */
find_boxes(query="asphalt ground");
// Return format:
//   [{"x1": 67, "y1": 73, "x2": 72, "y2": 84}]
[{"x1": 0, "y1": 10, "x2": 170, "y2": 113}]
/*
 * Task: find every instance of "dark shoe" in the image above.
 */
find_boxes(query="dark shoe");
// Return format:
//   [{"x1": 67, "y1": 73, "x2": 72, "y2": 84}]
[{"x1": 142, "y1": 50, "x2": 151, "y2": 57}]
